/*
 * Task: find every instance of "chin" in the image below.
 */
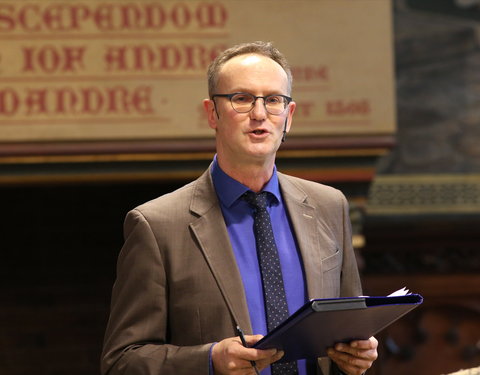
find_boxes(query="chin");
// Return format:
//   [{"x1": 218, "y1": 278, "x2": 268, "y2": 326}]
[{"x1": 246, "y1": 146, "x2": 277, "y2": 160}]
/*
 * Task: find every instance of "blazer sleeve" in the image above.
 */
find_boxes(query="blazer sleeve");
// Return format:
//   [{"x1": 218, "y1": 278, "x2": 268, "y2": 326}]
[
  {"x1": 100, "y1": 209, "x2": 212, "y2": 375},
  {"x1": 317, "y1": 190, "x2": 363, "y2": 375},
  {"x1": 339, "y1": 193, "x2": 362, "y2": 298}
]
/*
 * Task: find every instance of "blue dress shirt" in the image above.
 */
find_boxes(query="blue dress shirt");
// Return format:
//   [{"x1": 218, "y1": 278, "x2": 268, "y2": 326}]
[{"x1": 211, "y1": 157, "x2": 311, "y2": 375}]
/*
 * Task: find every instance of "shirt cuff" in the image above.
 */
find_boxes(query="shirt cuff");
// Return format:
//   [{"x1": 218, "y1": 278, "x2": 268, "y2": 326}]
[{"x1": 209, "y1": 342, "x2": 217, "y2": 375}]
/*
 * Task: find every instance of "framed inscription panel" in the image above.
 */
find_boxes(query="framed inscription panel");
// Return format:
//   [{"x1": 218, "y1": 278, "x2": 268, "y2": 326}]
[{"x1": 0, "y1": 0, "x2": 394, "y2": 144}]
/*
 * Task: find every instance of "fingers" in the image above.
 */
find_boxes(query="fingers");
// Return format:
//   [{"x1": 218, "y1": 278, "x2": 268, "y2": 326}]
[
  {"x1": 212, "y1": 336, "x2": 283, "y2": 375},
  {"x1": 240, "y1": 335, "x2": 284, "y2": 366},
  {"x1": 255, "y1": 350, "x2": 285, "y2": 369},
  {"x1": 350, "y1": 336, "x2": 378, "y2": 350},
  {"x1": 327, "y1": 337, "x2": 378, "y2": 375},
  {"x1": 244, "y1": 334, "x2": 264, "y2": 347},
  {"x1": 243, "y1": 346, "x2": 278, "y2": 363}
]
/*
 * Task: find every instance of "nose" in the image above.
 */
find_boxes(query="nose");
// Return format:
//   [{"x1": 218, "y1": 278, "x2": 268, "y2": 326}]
[{"x1": 249, "y1": 97, "x2": 267, "y2": 120}]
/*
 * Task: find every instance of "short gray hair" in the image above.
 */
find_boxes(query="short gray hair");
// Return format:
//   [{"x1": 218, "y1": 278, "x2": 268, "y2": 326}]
[{"x1": 207, "y1": 41, "x2": 293, "y2": 98}]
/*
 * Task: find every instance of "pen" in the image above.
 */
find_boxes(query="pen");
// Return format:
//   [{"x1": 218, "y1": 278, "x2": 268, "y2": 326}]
[{"x1": 236, "y1": 325, "x2": 260, "y2": 375}]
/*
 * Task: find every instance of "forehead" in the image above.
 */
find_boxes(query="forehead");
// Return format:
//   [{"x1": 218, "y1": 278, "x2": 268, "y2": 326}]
[{"x1": 217, "y1": 53, "x2": 288, "y2": 93}]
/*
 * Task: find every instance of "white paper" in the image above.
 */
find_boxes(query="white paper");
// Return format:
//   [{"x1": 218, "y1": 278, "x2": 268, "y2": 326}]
[{"x1": 387, "y1": 287, "x2": 411, "y2": 297}]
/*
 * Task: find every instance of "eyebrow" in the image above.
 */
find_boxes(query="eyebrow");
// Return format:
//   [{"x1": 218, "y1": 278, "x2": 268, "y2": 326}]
[{"x1": 227, "y1": 88, "x2": 287, "y2": 96}]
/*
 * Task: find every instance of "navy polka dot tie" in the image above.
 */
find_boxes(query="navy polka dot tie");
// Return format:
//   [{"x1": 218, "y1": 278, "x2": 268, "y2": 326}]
[{"x1": 243, "y1": 191, "x2": 298, "y2": 375}]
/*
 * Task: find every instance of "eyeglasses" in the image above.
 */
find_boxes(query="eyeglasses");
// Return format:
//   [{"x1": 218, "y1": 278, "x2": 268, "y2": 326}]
[{"x1": 212, "y1": 92, "x2": 292, "y2": 115}]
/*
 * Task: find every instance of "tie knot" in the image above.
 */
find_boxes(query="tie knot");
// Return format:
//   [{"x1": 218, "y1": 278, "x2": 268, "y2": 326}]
[{"x1": 243, "y1": 191, "x2": 269, "y2": 209}]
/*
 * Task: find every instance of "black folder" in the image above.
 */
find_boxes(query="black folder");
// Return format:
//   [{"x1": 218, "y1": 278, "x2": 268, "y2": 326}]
[{"x1": 253, "y1": 294, "x2": 423, "y2": 362}]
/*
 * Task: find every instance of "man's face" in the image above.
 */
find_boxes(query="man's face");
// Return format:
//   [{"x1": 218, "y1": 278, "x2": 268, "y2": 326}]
[{"x1": 204, "y1": 54, "x2": 295, "y2": 169}]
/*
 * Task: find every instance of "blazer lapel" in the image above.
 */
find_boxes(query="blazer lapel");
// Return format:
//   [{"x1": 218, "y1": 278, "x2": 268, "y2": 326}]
[
  {"x1": 188, "y1": 170, "x2": 252, "y2": 334},
  {"x1": 278, "y1": 173, "x2": 325, "y2": 300}
]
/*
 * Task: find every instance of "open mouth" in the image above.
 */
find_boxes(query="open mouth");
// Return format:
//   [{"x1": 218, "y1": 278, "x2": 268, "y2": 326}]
[{"x1": 251, "y1": 129, "x2": 267, "y2": 135}]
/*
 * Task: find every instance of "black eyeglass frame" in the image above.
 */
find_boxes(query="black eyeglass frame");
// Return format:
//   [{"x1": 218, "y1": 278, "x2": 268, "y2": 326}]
[{"x1": 211, "y1": 92, "x2": 293, "y2": 115}]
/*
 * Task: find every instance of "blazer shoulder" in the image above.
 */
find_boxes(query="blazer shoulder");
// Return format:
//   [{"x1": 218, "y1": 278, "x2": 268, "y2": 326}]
[
  {"x1": 135, "y1": 179, "x2": 196, "y2": 214},
  {"x1": 130, "y1": 168, "x2": 217, "y2": 221},
  {"x1": 278, "y1": 172, "x2": 346, "y2": 203}
]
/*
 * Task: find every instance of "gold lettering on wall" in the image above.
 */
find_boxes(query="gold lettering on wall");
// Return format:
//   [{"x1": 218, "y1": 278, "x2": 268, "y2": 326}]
[{"x1": 0, "y1": 0, "x2": 394, "y2": 142}]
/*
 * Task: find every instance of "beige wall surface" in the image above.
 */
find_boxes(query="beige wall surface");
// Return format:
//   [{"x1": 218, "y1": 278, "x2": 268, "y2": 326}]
[{"x1": 0, "y1": 0, "x2": 395, "y2": 142}]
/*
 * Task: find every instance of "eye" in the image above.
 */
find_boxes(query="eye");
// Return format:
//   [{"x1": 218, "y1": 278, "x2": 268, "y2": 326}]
[
  {"x1": 265, "y1": 95, "x2": 283, "y2": 105},
  {"x1": 232, "y1": 93, "x2": 254, "y2": 104}
]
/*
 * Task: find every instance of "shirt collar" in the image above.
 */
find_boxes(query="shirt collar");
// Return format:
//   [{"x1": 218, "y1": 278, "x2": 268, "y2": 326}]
[{"x1": 211, "y1": 155, "x2": 281, "y2": 208}]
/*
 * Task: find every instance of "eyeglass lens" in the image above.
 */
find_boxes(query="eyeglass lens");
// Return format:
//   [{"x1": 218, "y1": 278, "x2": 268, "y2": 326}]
[{"x1": 230, "y1": 93, "x2": 288, "y2": 115}]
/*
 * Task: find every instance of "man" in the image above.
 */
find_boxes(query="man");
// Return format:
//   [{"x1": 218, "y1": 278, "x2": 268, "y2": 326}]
[{"x1": 101, "y1": 41, "x2": 378, "y2": 375}]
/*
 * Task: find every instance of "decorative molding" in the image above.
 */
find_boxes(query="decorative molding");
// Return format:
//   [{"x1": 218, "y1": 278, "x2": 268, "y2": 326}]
[
  {"x1": 367, "y1": 174, "x2": 480, "y2": 215},
  {"x1": 362, "y1": 244, "x2": 480, "y2": 274},
  {"x1": 0, "y1": 135, "x2": 395, "y2": 158}
]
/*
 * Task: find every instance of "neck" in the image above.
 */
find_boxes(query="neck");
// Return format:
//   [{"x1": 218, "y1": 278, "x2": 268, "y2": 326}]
[{"x1": 216, "y1": 155, "x2": 274, "y2": 193}]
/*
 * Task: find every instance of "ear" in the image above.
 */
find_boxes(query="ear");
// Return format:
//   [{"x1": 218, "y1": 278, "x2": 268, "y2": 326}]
[
  {"x1": 203, "y1": 99, "x2": 218, "y2": 130},
  {"x1": 285, "y1": 101, "x2": 296, "y2": 133}
]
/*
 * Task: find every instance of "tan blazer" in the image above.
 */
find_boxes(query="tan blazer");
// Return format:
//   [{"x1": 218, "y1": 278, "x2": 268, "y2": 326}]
[{"x1": 101, "y1": 168, "x2": 362, "y2": 375}]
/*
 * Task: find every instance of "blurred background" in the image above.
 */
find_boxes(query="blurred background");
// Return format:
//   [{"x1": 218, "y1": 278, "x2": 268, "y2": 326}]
[{"x1": 1, "y1": 1, "x2": 479, "y2": 374}]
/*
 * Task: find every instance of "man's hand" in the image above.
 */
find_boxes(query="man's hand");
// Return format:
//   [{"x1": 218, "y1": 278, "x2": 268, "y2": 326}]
[
  {"x1": 327, "y1": 336, "x2": 378, "y2": 375},
  {"x1": 212, "y1": 335, "x2": 284, "y2": 374}
]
